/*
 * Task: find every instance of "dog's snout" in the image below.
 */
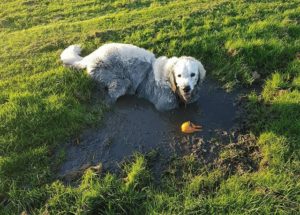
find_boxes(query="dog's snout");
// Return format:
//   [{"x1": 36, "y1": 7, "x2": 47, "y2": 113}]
[{"x1": 183, "y1": 86, "x2": 191, "y2": 93}]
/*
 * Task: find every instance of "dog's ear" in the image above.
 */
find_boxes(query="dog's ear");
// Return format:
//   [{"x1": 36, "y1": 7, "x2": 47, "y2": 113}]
[
  {"x1": 169, "y1": 70, "x2": 177, "y2": 92},
  {"x1": 196, "y1": 60, "x2": 206, "y2": 85},
  {"x1": 165, "y1": 57, "x2": 178, "y2": 93}
]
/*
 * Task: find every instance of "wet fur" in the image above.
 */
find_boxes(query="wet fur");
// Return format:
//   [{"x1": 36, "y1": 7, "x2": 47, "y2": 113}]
[{"x1": 60, "y1": 43, "x2": 206, "y2": 111}]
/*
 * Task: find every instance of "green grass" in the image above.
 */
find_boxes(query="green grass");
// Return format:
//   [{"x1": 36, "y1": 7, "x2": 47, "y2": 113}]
[{"x1": 0, "y1": 0, "x2": 300, "y2": 214}]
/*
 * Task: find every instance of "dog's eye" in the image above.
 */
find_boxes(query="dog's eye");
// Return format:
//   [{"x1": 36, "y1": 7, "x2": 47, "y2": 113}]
[
  {"x1": 191, "y1": 73, "x2": 195, "y2": 77},
  {"x1": 177, "y1": 74, "x2": 181, "y2": 78}
]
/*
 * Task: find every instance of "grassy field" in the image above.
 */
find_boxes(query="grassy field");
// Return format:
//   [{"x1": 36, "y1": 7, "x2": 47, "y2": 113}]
[{"x1": 0, "y1": 0, "x2": 300, "y2": 214}]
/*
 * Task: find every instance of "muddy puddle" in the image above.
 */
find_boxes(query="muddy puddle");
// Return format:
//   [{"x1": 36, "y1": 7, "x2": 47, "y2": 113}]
[{"x1": 59, "y1": 79, "x2": 248, "y2": 179}]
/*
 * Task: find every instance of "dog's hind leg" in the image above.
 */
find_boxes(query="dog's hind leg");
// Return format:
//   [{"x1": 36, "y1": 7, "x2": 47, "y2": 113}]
[{"x1": 106, "y1": 78, "x2": 131, "y2": 103}]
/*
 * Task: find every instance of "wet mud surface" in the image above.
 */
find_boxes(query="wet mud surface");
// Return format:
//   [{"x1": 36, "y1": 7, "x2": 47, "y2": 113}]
[{"x1": 58, "y1": 79, "x2": 251, "y2": 179}]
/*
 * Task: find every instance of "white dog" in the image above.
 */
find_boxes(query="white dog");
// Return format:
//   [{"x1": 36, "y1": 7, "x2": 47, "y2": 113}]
[{"x1": 61, "y1": 43, "x2": 206, "y2": 111}]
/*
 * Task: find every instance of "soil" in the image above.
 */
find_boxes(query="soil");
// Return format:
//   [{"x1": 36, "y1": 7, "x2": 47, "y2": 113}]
[{"x1": 58, "y1": 79, "x2": 255, "y2": 181}]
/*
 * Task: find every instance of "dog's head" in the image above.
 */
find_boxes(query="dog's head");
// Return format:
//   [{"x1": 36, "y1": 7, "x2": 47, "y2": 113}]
[{"x1": 168, "y1": 57, "x2": 206, "y2": 103}]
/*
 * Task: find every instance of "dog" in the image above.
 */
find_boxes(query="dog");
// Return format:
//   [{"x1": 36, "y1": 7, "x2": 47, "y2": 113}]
[{"x1": 61, "y1": 43, "x2": 206, "y2": 111}]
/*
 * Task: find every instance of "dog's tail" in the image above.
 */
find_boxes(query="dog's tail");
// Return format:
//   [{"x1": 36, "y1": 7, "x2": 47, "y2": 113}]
[{"x1": 60, "y1": 45, "x2": 86, "y2": 69}]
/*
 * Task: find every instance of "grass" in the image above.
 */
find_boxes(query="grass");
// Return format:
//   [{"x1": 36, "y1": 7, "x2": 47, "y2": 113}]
[{"x1": 0, "y1": 0, "x2": 299, "y2": 214}]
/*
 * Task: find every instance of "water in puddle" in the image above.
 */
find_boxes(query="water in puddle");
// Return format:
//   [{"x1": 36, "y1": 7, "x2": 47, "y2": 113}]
[{"x1": 59, "y1": 79, "x2": 242, "y2": 176}]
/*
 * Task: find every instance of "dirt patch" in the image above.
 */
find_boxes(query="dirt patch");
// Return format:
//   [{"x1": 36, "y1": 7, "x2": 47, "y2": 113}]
[
  {"x1": 58, "y1": 79, "x2": 256, "y2": 180},
  {"x1": 215, "y1": 133, "x2": 260, "y2": 175}
]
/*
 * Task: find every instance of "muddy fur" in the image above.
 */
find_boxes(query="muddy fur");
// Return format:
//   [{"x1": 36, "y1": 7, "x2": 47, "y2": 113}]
[{"x1": 60, "y1": 43, "x2": 206, "y2": 111}]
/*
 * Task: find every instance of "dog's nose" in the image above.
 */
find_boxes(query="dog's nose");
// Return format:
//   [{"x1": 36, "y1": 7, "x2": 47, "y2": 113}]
[{"x1": 183, "y1": 86, "x2": 191, "y2": 93}]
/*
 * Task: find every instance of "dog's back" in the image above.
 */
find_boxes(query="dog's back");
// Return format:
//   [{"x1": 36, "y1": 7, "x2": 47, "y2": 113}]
[{"x1": 61, "y1": 43, "x2": 155, "y2": 70}]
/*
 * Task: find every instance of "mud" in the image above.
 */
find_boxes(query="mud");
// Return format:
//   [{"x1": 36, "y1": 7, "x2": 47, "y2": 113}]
[{"x1": 58, "y1": 79, "x2": 249, "y2": 179}]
